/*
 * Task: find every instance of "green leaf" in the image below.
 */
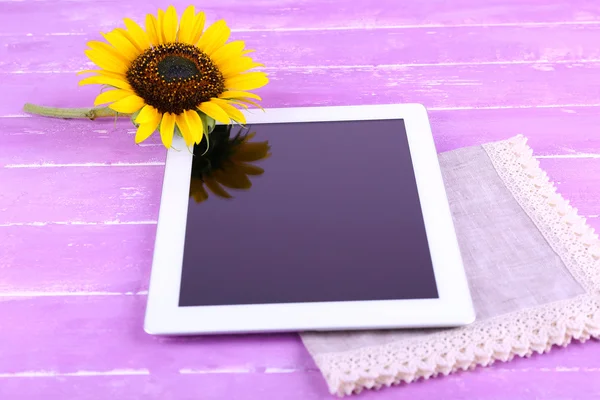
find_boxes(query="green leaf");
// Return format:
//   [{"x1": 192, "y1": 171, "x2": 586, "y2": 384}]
[
  {"x1": 173, "y1": 123, "x2": 183, "y2": 138},
  {"x1": 197, "y1": 111, "x2": 216, "y2": 134},
  {"x1": 129, "y1": 109, "x2": 141, "y2": 127}
]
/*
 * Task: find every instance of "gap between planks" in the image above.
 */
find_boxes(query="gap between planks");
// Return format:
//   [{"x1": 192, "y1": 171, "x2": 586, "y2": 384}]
[
  {"x1": 4, "y1": 20, "x2": 600, "y2": 36},
  {"x1": 10, "y1": 59, "x2": 600, "y2": 75},
  {"x1": 0, "y1": 367, "x2": 598, "y2": 379},
  {"x1": 3, "y1": 153, "x2": 599, "y2": 169},
  {"x1": 4, "y1": 103, "x2": 600, "y2": 119},
  {"x1": 0, "y1": 367, "x2": 310, "y2": 378},
  {"x1": 2, "y1": 215, "x2": 596, "y2": 228}
]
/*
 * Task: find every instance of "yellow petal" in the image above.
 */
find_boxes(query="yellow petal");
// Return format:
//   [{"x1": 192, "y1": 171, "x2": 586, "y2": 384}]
[
  {"x1": 204, "y1": 176, "x2": 232, "y2": 199},
  {"x1": 93, "y1": 89, "x2": 134, "y2": 106},
  {"x1": 226, "y1": 101, "x2": 249, "y2": 110},
  {"x1": 218, "y1": 90, "x2": 262, "y2": 101},
  {"x1": 145, "y1": 13, "x2": 160, "y2": 46},
  {"x1": 162, "y1": 5, "x2": 178, "y2": 43},
  {"x1": 232, "y1": 98, "x2": 264, "y2": 110},
  {"x1": 185, "y1": 109, "x2": 204, "y2": 144},
  {"x1": 123, "y1": 18, "x2": 151, "y2": 51},
  {"x1": 77, "y1": 69, "x2": 126, "y2": 80},
  {"x1": 79, "y1": 75, "x2": 132, "y2": 90},
  {"x1": 159, "y1": 112, "x2": 176, "y2": 148},
  {"x1": 177, "y1": 5, "x2": 196, "y2": 44},
  {"x1": 84, "y1": 48, "x2": 128, "y2": 74},
  {"x1": 221, "y1": 58, "x2": 264, "y2": 79},
  {"x1": 114, "y1": 28, "x2": 145, "y2": 53},
  {"x1": 86, "y1": 41, "x2": 130, "y2": 64},
  {"x1": 135, "y1": 104, "x2": 160, "y2": 124},
  {"x1": 157, "y1": 9, "x2": 166, "y2": 44},
  {"x1": 175, "y1": 113, "x2": 194, "y2": 146},
  {"x1": 196, "y1": 20, "x2": 230, "y2": 56},
  {"x1": 198, "y1": 101, "x2": 231, "y2": 125},
  {"x1": 210, "y1": 98, "x2": 246, "y2": 124},
  {"x1": 135, "y1": 118, "x2": 161, "y2": 144},
  {"x1": 101, "y1": 30, "x2": 139, "y2": 62},
  {"x1": 225, "y1": 72, "x2": 269, "y2": 91},
  {"x1": 108, "y1": 95, "x2": 145, "y2": 113},
  {"x1": 189, "y1": 12, "x2": 206, "y2": 44},
  {"x1": 210, "y1": 41, "x2": 246, "y2": 67}
]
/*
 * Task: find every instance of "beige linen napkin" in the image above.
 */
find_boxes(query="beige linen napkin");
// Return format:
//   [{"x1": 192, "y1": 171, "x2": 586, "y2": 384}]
[{"x1": 300, "y1": 135, "x2": 600, "y2": 396}]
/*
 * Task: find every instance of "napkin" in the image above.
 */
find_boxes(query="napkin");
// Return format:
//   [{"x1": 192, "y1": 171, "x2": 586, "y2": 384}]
[{"x1": 300, "y1": 135, "x2": 600, "y2": 396}]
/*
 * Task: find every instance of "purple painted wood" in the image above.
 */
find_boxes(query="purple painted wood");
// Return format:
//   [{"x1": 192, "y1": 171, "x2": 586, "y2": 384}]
[
  {"x1": 3, "y1": 217, "x2": 599, "y2": 294},
  {"x1": 0, "y1": 159, "x2": 598, "y2": 226},
  {"x1": 0, "y1": 297, "x2": 599, "y2": 375},
  {"x1": 1, "y1": 108, "x2": 600, "y2": 166},
  {"x1": 2, "y1": 0, "x2": 600, "y2": 35},
  {"x1": 4, "y1": 64, "x2": 600, "y2": 117},
  {"x1": 5, "y1": 25, "x2": 600, "y2": 73},
  {"x1": 3, "y1": 369, "x2": 600, "y2": 400},
  {"x1": 1, "y1": 0, "x2": 600, "y2": 398}
]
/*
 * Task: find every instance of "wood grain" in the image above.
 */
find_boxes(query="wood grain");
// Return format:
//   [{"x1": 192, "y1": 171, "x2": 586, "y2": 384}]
[
  {"x1": 0, "y1": 297, "x2": 313, "y2": 374},
  {"x1": 4, "y1": 25, "x2": 600, "y2": 73},
  {"x1": 1, "y1": 107, "x2": 599, "y2": 167},
  {"x1": 0, "y1": 166, "x2": 163, "y2": 224},
  {"x1": 1, "y1": 369, "x2": 600, "y2": 400},
  {"x1": 2, "y1": 0, "x2": 600, "y2": 35},
  {"x1": 0, "y1": 297, "x2": 599, "y2": 375},
  {"x1": 2, "y1": 217, "x2": 598, "y2": 294},
  {"x1": 4, "y1": 62, "x2": 600, "y2": 117},
  {"x1": 2, "y1": 0, "x2": 600, "y2": 398},
  {"x1": 0, "y1": 160, "x2": 598, "y2": 226},
  {"x1": 0, "y1": 225, "x2": 155, "y2": 293}
]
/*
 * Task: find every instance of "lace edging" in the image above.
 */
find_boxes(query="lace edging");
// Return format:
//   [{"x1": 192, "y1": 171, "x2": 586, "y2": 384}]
[{"x1": 310, "y1": 136, "x2": 600, "y2": 397}]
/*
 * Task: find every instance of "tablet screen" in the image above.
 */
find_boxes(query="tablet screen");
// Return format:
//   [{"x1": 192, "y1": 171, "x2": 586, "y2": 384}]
[{"x1": 179, "y1": 119, "x2": 439, "y2": 307}]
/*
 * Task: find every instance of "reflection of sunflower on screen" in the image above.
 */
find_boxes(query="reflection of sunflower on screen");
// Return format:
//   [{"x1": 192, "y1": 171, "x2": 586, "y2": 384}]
[{"x1": 189, "y1": 125, "x2": 270, "y2": 203}]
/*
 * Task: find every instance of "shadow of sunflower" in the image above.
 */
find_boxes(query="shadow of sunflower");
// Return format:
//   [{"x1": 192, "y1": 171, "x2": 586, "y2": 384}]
[{"x1": 189, "y1": 124, "x2": 271, "y2": 203}]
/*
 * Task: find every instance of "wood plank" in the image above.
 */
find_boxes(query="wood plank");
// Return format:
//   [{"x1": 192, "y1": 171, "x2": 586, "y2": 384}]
[
  {"x1": 4, "y1": 63, "x2": 600, "y2": 117},
  {"x1": 0, "y1": 162, "x2": 598, "y2": 293},
  {"x1": 0, "y1": 159, "x2": 597, "y2": 225},
  {"x1": 429, "y1": 107, "x2": 600, "y2": 154},
  {"x1": 5, "y1": 25, "x2": 600, "y2": 73},
  {"x1": 2, "y1": 218, "x2": 598, "y2": 294},
  {"x1": 0, "y1": 119, "x2": 166, "y2": 166},
  {"x1": 0, "y1": 297, "x2": 598, "y2": 377},
  {"x1": 0, "y1": 297, "x2": 313, "y2": 374},
  {"x1": 0, "y1": 160, "x2": 596, "y2": 225},
  {"x1": 0, "y1": 225, "x2": 155, "y2": 293},
  {"x1": 0, "y1": 166, "x2": 163, "y2": 224},
  {"x1": 2, "y1": 107, "x2": 600, "y2": 166},
  {"x1": 2, "y1": 0, "x2": 599, "y2": 36},
  {"x1": 1, "y1": 368, "x2": 600, "y2": 400}
]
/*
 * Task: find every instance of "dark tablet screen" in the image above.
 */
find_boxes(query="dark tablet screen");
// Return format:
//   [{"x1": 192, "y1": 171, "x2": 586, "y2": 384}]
[{"x1": 179, "y1": 119, "x2": 439, "y2": 307}]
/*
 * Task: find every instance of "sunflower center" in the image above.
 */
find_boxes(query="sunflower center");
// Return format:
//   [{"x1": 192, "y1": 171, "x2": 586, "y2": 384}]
[
  {"x1": 126, "y1": 43, "x2": 225, "y2": 115},
  {"x1": 157, "y1": 56, "x2": 200, "y2": 82}
]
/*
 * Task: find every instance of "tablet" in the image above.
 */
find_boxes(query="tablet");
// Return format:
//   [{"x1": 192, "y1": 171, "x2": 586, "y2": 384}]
[{"x1": 144, "y1": 104, "x2": 475, "y2": 335}]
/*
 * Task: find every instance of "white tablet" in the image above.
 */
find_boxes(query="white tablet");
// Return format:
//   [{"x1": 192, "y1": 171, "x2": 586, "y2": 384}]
[{"x1": 144, "y1": 104, "x2": 475, "y2": 335}]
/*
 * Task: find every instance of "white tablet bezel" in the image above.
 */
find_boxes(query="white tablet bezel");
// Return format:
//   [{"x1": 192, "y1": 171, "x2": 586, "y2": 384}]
[{"x1": 144, "y1": 104, "x2": 475, "y2": 335}]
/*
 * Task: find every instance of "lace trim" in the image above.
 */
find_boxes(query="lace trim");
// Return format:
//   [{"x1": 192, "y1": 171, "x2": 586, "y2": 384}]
[{"x1": 311, "y1": 136, "x2": 600, "y2": 397}]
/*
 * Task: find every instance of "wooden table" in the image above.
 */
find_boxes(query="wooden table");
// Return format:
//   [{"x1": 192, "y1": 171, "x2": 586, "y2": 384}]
[{"x1": 1, "y1": 0, "x2": 599, "y2": 398}]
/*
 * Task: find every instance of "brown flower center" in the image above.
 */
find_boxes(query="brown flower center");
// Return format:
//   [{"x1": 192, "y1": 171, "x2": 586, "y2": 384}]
[{"x1": 126, "y1": 43, "x2": 225, "y2": 115}]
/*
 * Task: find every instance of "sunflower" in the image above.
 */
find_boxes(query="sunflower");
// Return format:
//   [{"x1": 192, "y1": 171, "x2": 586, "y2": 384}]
[
  {"x1": 78, "y1": 5, "x2": 268, "y2": 149},
  {"x1": 189, "y1": 124, "x2": 271, "y2": 203}
]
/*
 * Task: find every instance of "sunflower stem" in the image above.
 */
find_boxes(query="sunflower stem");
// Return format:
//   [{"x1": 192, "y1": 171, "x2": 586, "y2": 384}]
[{"x1": 23, "y1": 103, "x2": 130, "y2": 120}]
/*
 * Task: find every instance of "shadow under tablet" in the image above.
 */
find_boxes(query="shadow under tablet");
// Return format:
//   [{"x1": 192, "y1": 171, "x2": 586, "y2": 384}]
[{"x1": 179, "y1": 119, "x2": 439, "y2": 307}]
